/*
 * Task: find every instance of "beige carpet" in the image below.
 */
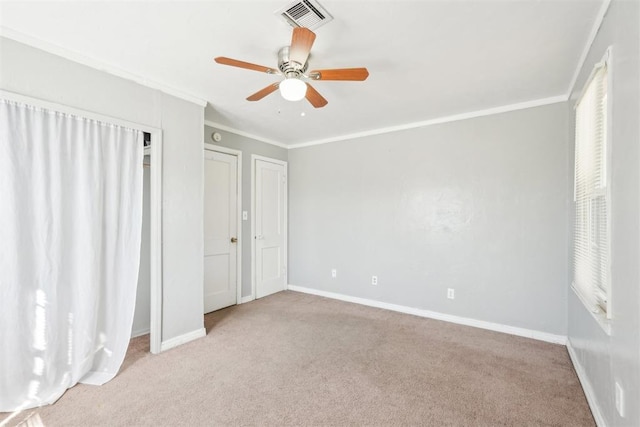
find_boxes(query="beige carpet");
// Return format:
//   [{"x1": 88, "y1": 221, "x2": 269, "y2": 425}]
[{"x1": 3, "y1": 291, "x2": 594, "y2": 426}]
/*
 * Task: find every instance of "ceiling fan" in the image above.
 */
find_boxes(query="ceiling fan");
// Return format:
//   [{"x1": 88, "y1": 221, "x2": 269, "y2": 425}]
[{"x1": 214, "y1": 27, "x2": 369, "y2": 108}]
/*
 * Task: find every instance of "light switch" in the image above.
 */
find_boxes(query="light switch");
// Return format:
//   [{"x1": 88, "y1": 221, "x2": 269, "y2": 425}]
[{"x1": 242, "y1": 211, "x2": 248, "y2": 221}]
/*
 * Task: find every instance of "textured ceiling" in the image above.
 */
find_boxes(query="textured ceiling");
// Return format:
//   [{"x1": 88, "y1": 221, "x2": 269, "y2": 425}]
[{"x1": 0, "y1": 1, "x2": 604, "y2": 146}]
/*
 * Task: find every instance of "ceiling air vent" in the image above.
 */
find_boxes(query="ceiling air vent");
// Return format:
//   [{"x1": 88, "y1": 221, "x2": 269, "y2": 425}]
[{"x1": 275, "y1": 0, "x2": 333, "y2": 30}]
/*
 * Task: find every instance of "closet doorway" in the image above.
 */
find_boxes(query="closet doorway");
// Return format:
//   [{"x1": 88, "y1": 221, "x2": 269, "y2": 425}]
[
  {"x1": 252, "y1": 156, "x2": 287, "y2": 299},
  {"x1": 132, "y1": 133, "x2": 162, "y2": 355},
  {"x1": 0, "y1": 91, "x2": 164, "y2": 357}
]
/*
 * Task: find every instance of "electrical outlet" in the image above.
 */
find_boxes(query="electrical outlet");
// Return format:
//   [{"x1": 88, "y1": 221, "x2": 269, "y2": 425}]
[
  {"x1": 371, "y1": 276, "x2": 378, "y2": 285},
  {"x1": 615, "y1": 381, "x2": 625, "y2": 417},
  {"x1": 447, "y1": 288, "x2": 455, "y2": 299},
  {"x1": 331, "y1": 269, "x2": 337, "y2": 278}
]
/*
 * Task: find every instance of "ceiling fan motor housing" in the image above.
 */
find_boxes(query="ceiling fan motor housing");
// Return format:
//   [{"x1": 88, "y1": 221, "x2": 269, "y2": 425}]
[{"x1": 278, "y1": 46, "x2": 308, "y2": 78}]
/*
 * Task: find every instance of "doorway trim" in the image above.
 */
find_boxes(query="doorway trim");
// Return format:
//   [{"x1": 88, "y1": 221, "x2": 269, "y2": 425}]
[
  {"x1": 251, "y1": 155, "x2": 288, "y2": 300},
  {"x1": 148, "y1": 129, "x2": 162, "y2": 354},
  {"x1": 0, "y1": 89, "x2": 164, "y2": 355},
  {"x1": 204, "y1": 143, "x2": 243, "y2": 305}
]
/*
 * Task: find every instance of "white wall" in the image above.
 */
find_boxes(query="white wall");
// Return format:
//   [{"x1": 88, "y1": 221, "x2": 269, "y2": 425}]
[
  {"x1": 0, "y1": 36, "x2": 205, "y2": 346},
  {"x1": 288, "y1": 102, "x2": 569, "y2": 336},
  {"x1": 566, "y1": 1, "x2": 640, "y2": 425}
]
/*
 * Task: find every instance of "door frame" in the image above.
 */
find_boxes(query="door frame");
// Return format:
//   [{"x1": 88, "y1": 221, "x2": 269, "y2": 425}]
[
  {"x1": 0, "y1": 89, "x2": 164, "y2": 354},
  {"x1": 251, "y1": 155, "x2": 288, "y2": 300},
  {"x1": 148, "y1": 129, "x2": 162, "y2": 354},
  {"x1": 204, "y1": 143, "x2": 243, "y2": 306}
]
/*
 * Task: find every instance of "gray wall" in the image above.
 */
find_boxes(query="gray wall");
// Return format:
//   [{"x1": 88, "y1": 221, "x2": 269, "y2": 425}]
[
  {"x1": 0, "y1": 37, "x2": 205, "y2": 345},
  {"x1": 204, "y1": 124, "x2": 288, "y2": 298},
  {"x1": 288, "y1": 103, "x2": 569, "y2": 335},
  {"x1": 567, "y1": 1, "x2": 640, "y2": 425}
]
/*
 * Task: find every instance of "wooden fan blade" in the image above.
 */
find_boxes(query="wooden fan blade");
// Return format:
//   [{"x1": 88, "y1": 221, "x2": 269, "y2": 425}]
[
  {"x1": 305, "y1": 83, "x2": 328, "y2": 108},
  {"x1": 247, "y1": 83, "x2": 280, "y2": 101},
  {"x1": 289, "y1": 27, "x2": 316, "y2": 66},
  {"x1": 308, "y1": 68, "x2": 369, "y2": 81},
  {"x1": 215, "y1": 57, "x2": 279, "y2": 74}
]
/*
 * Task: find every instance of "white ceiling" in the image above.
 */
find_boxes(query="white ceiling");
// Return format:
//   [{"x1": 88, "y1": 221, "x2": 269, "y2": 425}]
[{"x1": 0, "y1": 1, "x2": 604, "y2": 146}]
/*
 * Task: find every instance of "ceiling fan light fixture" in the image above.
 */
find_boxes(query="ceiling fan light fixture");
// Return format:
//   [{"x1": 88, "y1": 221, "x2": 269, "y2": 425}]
[{"x1": 279, "y1": 78, "x2": 307, "y2": 101}]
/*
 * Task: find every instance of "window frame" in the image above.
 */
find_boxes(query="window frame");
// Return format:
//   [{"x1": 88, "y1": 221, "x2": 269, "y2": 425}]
[{"x1": 571, "y1": 47, "x2": 613, "y2": 334}]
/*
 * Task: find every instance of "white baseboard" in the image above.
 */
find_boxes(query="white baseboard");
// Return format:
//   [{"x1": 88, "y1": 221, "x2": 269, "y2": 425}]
[
  {"x1": 287, "y1": 285, "x2": 567, "y2": 345},
  {"x1": 131, "y1": 327, "x2": 150, "y2": 338},
  {"x1": 240, "y1": 295, "x2": 255, "y2": 304},
  {"x1": 159, "y1": 327, "x2": 206, "y2": 352},
  {"x1": 566, "y1": 340, "x2": 607, "y2": 427}
]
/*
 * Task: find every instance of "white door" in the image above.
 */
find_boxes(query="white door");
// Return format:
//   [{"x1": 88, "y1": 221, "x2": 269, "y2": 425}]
[
  {"x1": 254, "y1": 158, "x2": 287, "y2": 298},
  {"x1": 204, "y1": 150, "x2": 238, "y2": 313}
]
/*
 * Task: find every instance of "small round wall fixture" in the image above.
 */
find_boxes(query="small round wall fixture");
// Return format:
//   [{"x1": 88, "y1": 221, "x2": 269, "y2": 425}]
[{"x1": 211, "y1": 132, "x2": 222, "y2": 142}]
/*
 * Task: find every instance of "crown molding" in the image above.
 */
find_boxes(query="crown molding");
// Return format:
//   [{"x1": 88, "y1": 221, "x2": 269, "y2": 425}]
[
  {"x1": 204, "y1": 120, "x2": 288, "y2": 149},
  {"x1": 288, "y1": 95, "x2": 567, "y2": 149},
  {"x1": 566, "y1": 0, "x2": 612, "y2": 97},
  {"x1": 3, "y1": 25, "x2": 585, "y2": 150},
  {"x1": 0, "y1": 27, "x2": 207, "y2": 108}
]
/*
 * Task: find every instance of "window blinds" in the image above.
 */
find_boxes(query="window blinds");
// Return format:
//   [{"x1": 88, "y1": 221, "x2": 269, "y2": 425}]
[{"x1": 573, "y1": 61, "x2": 610, "y2": 317}]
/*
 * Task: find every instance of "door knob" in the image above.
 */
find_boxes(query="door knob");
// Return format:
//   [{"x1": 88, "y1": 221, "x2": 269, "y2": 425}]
[{"x1": 230, "y1": 237, "x2": 238, "y2": 243}]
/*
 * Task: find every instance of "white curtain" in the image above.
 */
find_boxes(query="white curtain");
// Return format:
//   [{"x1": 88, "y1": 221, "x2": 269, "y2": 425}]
[{"x1": 0, "y1": 99, "x2": 144, "y2": 411}]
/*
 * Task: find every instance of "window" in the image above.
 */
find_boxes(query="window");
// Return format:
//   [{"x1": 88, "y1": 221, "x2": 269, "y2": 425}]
[{"x1": 573, "y1": 50, "x2": 611, "y2": 320}]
